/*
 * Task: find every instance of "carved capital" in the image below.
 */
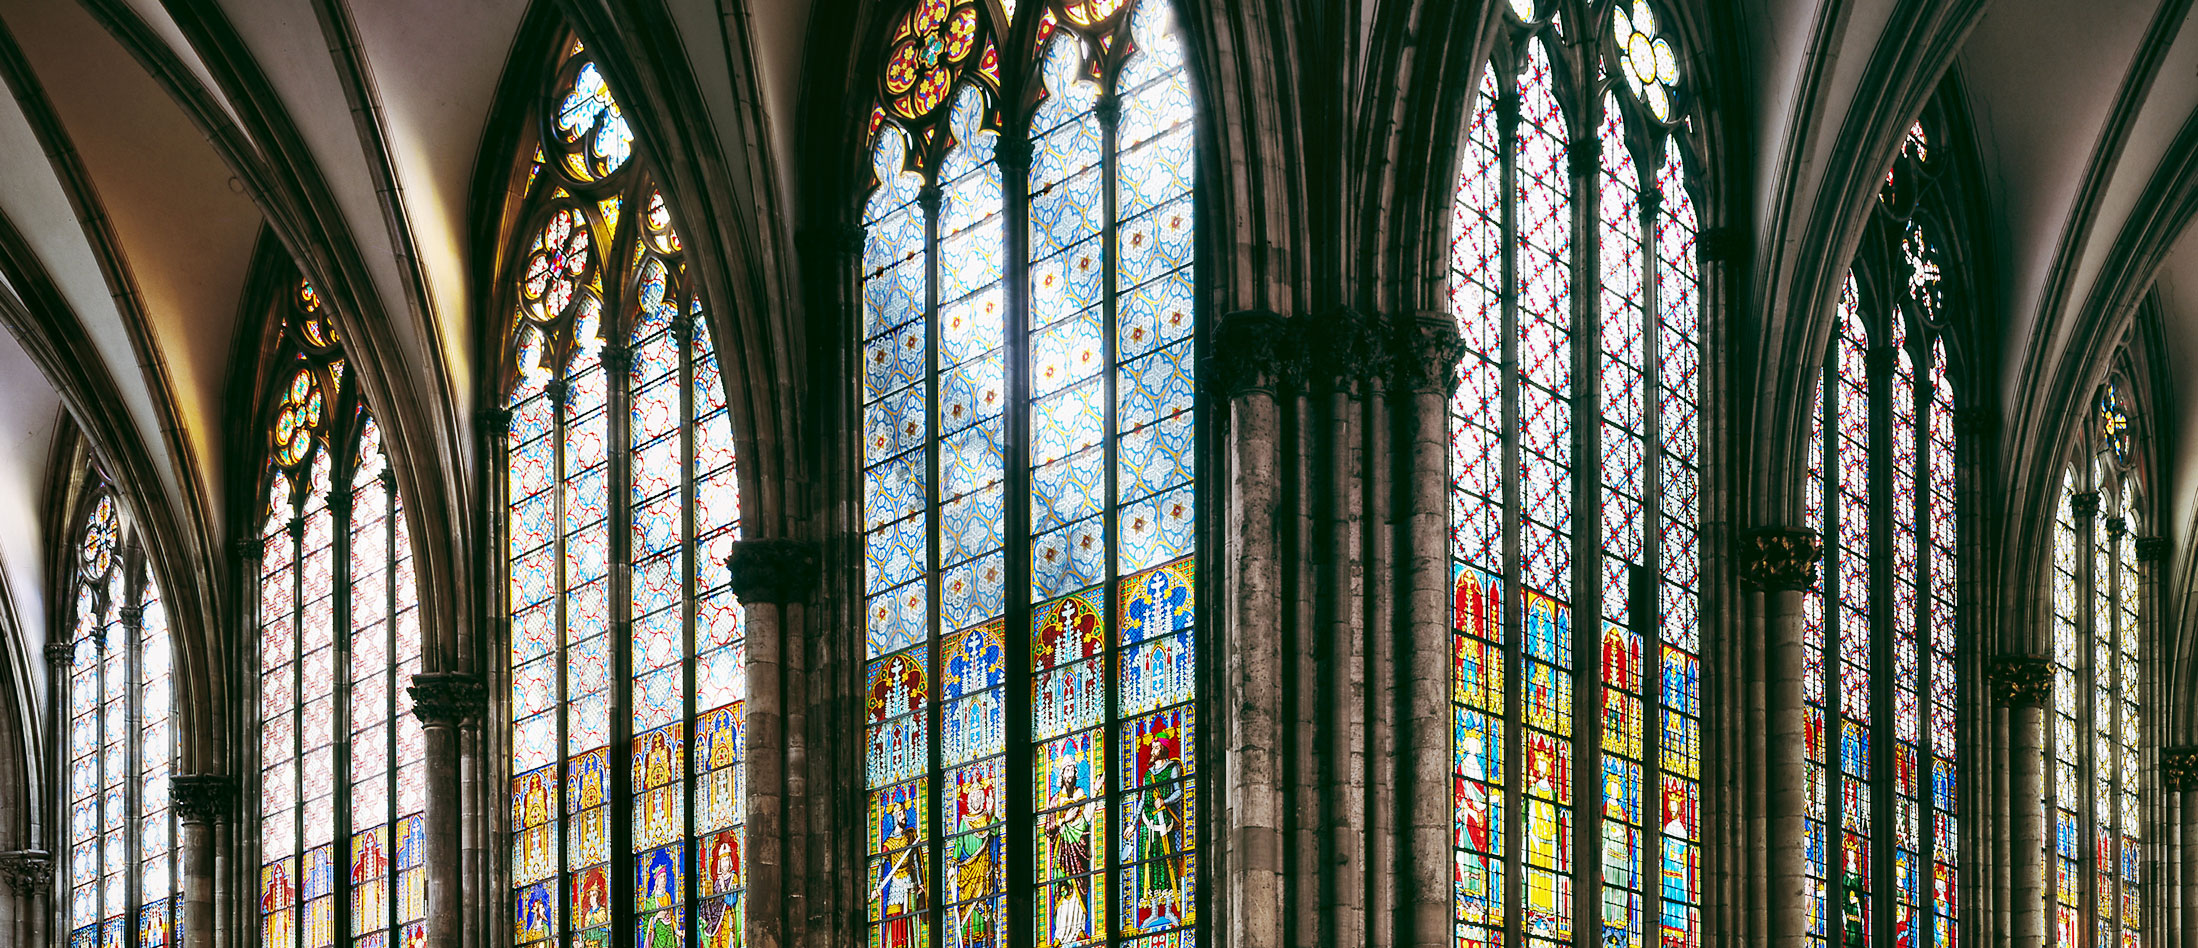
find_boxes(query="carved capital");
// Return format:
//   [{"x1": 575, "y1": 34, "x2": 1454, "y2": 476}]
[
  {"x1": 1303, "y1": 309, "x2": 1387, "y2": 390},
  {"x1": 992, "y1": 135, "x2": 1033, "y2": 175},
  {"x1": 44, "y1": 640, "x2": 73, "y2": 665},
  {"x1": 232, "y1": 533, "x2": 263, "y2": 563},
  {"x1": 1990, "y1": 654, "x2": 2051, "y2": 709},
  {"x1": 2069, "y1": 491, "x2": 2100, "y2": 519},
  {"x1": 1211, "y1": 310, "x2": 1300, "y2": 397},
  {"x1": 1388, "y1": 311, "x2": 1465, "y2": 395},
  {"x1": 2105, "y1": 516, "x2": 2126, "y2": 536},
  {"x1": 2164, "y1": 747, "x2": 2198, "y2": 792},
  {"x1": 118, "y1": 605, "x2": 144, "y2": 631},
  {"x1": 1737, "y1": 528, "x2": 1821, "y2": 591},
  {"x1": 600, "y1": 343, "x2": 632, "y2": 376},
  {"x1": 0, "y1": 850, "x2": 51, "y2": 896},
  {"x1": 476, "y1": 406, "x2": 512, "y2": 434},
  {"x1": 171, "y1": 774, "x2": 235, "y2": 824},
  {"x1": 408, "y1": 672, "x2": 487, "y2": 728},
  {"x1": 2136, "y1": 536, "x2": 2170, "y2": 564},
  {"x1": 1566, "y1": 140, "x2": 1602, "y2": 179},
  {"x1": 724, "y1": 539, "x2": 822, "y2": 604}
]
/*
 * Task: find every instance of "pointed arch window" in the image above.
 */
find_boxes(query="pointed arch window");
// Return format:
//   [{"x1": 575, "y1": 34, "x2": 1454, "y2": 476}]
[
  {"x1": 2047, "y1": 378, "x2": 2146, "y2": 948},
  {"x1": 1800, "y1": 121, "x2": 1962, "y2": 948},
  {"x1": 1448, "y1": 3, "x2": 1704, "y2": 946},
  {"x1": 64, "y1": 491, "x2": 178, "y2": 948},
  {"x1": 256, "y1": 280, "x2": 427, "y2": 948},
  {"x1": 858, "y1": 1, "x2": 1200, "y2": 945},
  {"x1": 496, "y1": 38, "x2": 748, "y2": 948}
]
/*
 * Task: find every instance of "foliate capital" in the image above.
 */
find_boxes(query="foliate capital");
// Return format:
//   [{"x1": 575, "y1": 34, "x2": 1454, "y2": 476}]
[
  {"x1": 44, "y1": 640, "x2": 72, "y2": 665},
  {"x1": 724, "y1": 538, "x2": 822, "y2": 604},
  {"x1": 1211, "y1": 310, "x2": 1301, "y2": 397},
  {"x1": 1388, "y1": 312, "x2": 1465, "y2": 395},
  {"x1": 1303, "y1": 309, "x2": 1387, "y2": 391},
  {"x1": 2106, "y1": 517, "x2": 2127, "y2": 537},
  {"x1": 171, "y1": 774, "x2": 235, "y2": 824},
  {"x1": 408, "y1": 672, "x2": 488, "y2": 728},
  {"x1": 2069, "y1": 491, "x2": 2100, "y2": 519},
  {"x1": 2136, "y1": 536, "x2": 2170, "y2": 564},
  {"x1": 2163, "y1": 747, "x2": 2198, "y2": 792},
  {"x1": 1737, "y1": 528, "x2": 1821, "y2": 591},
  {"x1": 0, "y1": 850, "x2": 51, "y2": 895},
  {"x1": 1990, "y1": 654, "x2": 2051, "y2": 709}
]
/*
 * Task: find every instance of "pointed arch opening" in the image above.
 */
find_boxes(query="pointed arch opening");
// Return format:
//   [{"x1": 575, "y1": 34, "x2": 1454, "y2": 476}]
[{"x1": 856, "y1": 1, "x2": 1202, "y2": 945}]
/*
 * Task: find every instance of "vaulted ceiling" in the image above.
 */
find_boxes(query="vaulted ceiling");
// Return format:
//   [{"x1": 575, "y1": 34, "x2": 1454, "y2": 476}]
[{"x1": 4, "y1": 0, "x2": 2198, "y2": 702}]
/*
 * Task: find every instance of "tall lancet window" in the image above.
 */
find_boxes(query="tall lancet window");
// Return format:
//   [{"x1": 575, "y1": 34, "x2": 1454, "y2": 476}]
[
  {"x1": 1801, "y1": 122, "x2": 1962, "y2": 948},
  {"x1": 1448, "y1": 3, "x2": 1704, "y2": 946},
  {"x1": 63, "y1": 491, "x2": 178, "y2": 948},
  {"x1": 2047, "y1": 379, "x2": 2146, "y2": 948},
  {"x1": 857, "y1": 1, "x2": 1200, "y2": 946},
  {"x1": 256, "y1": 281, "x2": 427, "y2": 948},
  {"x1": 496, "y1": 38, "x2": 748, "y2": 948}
]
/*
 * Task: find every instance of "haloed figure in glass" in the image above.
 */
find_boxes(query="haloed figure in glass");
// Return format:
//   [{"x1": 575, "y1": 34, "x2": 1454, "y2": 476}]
[{"x1": 858, "y1": 0, "x2": 1203, "y2": 946}]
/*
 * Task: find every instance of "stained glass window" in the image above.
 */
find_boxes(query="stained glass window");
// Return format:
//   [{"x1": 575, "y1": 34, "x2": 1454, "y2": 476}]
[
  {"x1": 859, "y1": 1, "x2": 1198, "y2": 945},
  {"x1": 1448, "y1": 4, "x2": 1701, "y2": 946},
  {"x1": 2046, "y1": 380, "x2": 2146, "y2": 948},
  {"x1": 1800, "y1": 121, "x2": 1961, "y2": 948},
  {"x1": 257, "y1": 279, "x2": 427, "y2": 948},
  {"x1": 64, "y1": 491, "x2": 179, "y2": 948},
  {"x1": 498, "y1": 38, "x2": 747, "y2": 948}
]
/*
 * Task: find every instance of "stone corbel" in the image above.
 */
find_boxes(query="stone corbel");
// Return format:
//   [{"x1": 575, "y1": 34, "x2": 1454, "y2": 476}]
[
  {"x1": 0, "y1": 850, "x2": 50, "y2": 896},
  {"x1": 724, "y1": 539, "x2": 822, "y2": 604},
  {"x1": 171, "y1": 774, "x2": 234, "y2": 825},
  {"x1": 1738, "y1": 528, "x2": 1822, "y2": 590},
  {"x1": 1989, "y1": 654, "x2": 2050, "y2": 709}
]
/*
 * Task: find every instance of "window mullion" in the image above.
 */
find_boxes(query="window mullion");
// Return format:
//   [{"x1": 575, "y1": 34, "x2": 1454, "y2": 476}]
[
  {"x1": 1098, "y1": 75, "x2": 1125, "y2": 948},
  {"x1": 680, "y1": 288, "x2": 704, "y2": 948},
  {"x1": 1867, "y1": 336, "x2": 1894, "y2": 948},
  {"x1": 552, "y1": 382, "x2": 577, "y2": 948},
  {"x1": 1637, "y1": 142, "x2": 1667, "y2": 948},
  {"x1": 1914, "y1": 349, "x2": 1939, "y2": 948},
  {"x1": 1497, "y1": 74, "x2": 1525, "y2": 948},
  {"x1": 608, "y1": 337, "x2": 639, "y2": 948},
  {"x1": 1569, "y1": 81, "x2": 1606, "y2": 948},
  {"x1": 332, "y1": 467, "x2": 356, "y2": 948},
  {"x1": 1002, "y1": 98, "x2": 1037, "y2": 948},
  {"x1": 920, "y1": 178, "x2": 946, "y2": 948},
  {"x1": 122, "y1": 559, "x2": 144, "y2": 948},
  {"x1": 1822, "y1": 356, "x2": 1846, "y2": 948}
]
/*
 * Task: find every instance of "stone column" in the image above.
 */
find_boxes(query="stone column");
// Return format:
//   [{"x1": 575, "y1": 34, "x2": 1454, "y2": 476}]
[
  {"x1": 1738, "y1": 528, "x2": 1821, "y2": 948},
  {"x1": 408, "y1": 673, "x2": 485, "y2": 948},
  {"x1": 2163, "y1": 746, "x2": 2198, "y2": 947},
  {"x1": 0, "y1": 849, "x2": 51, "y2": 947},
  {"x1": 724, "y1": 538, "x2": 821, "y2": 948},
  {"x1": 1390, "y1": 312, "x2": 1460, "y2": 948},
  {"x1": 1993, "y1": 654, "x2": 2050, "y2": 948},
  {"x1": 171, "y1": 775, "x2": 230, "y2": 948},
  {"x1": 1214, "y1": 310, "x2": 1294, "y2": 948}
]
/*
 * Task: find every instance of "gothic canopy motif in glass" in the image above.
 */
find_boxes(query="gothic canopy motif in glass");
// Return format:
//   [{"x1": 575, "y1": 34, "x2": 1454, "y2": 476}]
[
  {"x1": 1449, "y1": 3, "x2": 1704, "y2": 946},
  {"x1": 497, "y1": 36, "x2": 749, "y2": 948},
  {"x1": 858, "y1": 1, "x2": 1199, "y2": 946}
]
